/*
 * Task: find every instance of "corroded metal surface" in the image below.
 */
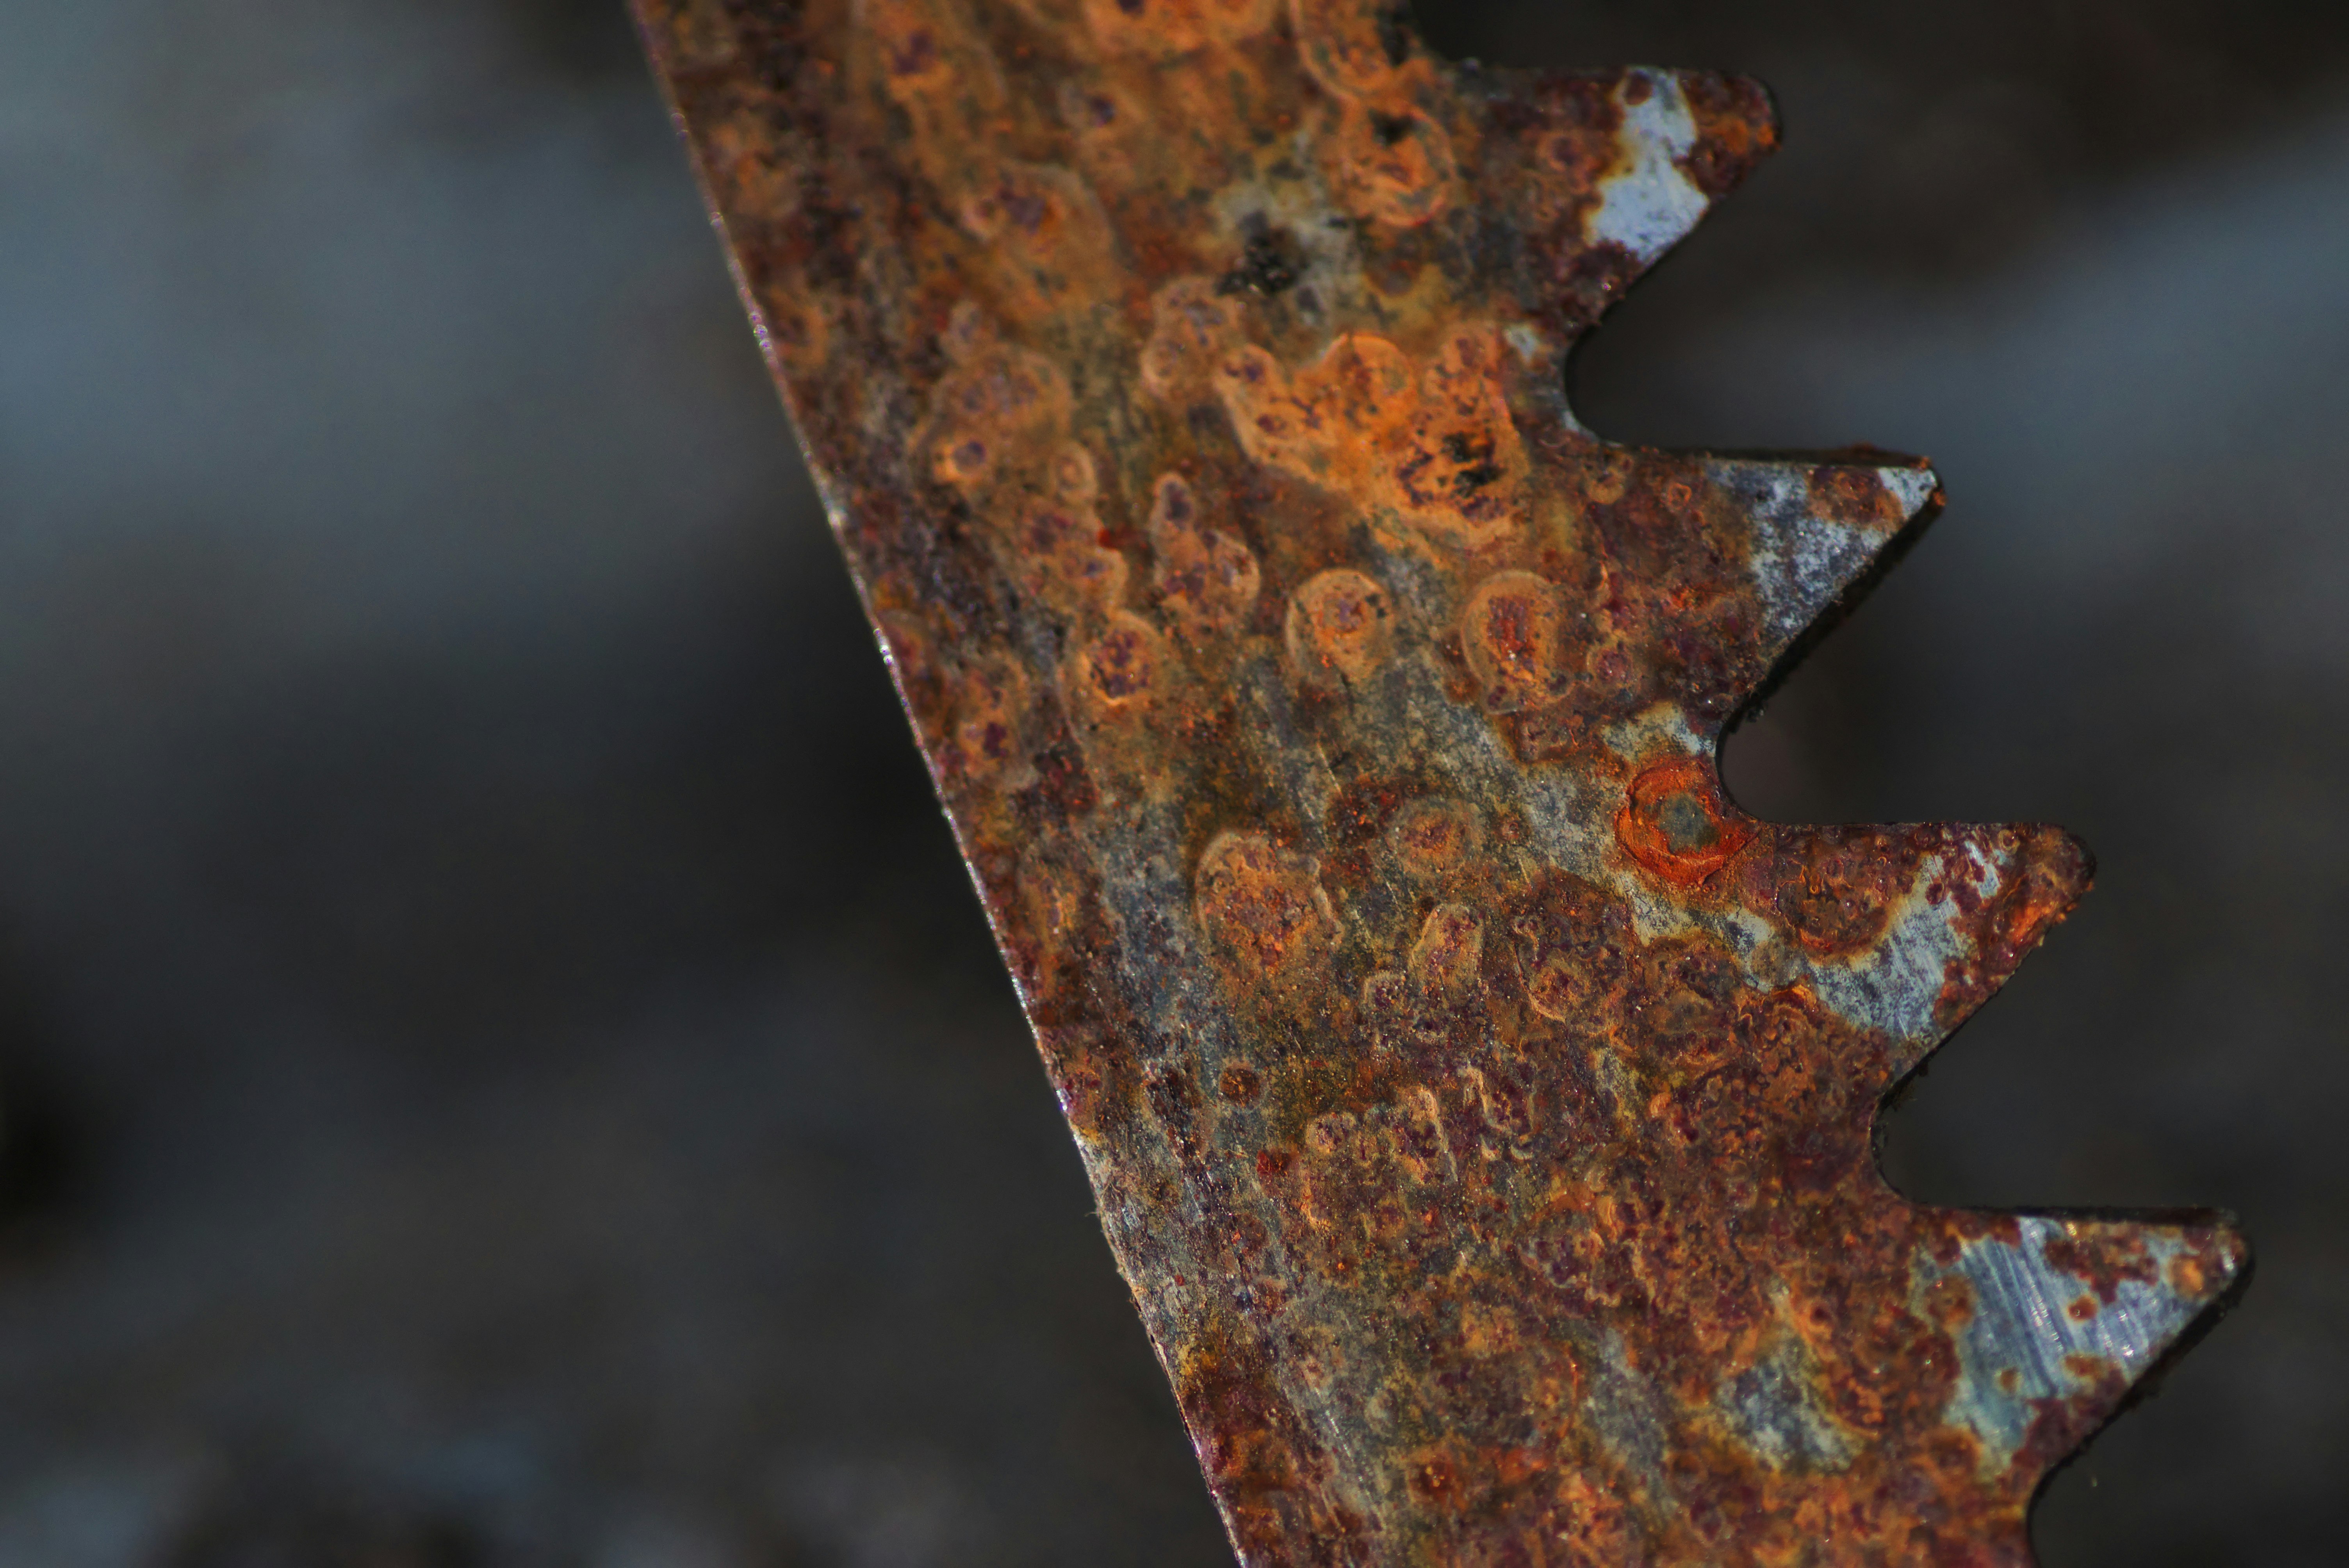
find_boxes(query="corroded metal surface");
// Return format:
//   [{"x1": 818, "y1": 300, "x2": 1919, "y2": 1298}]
[{"x1": 633, "y1": 2, "x2": 2246, "y2": 1561}]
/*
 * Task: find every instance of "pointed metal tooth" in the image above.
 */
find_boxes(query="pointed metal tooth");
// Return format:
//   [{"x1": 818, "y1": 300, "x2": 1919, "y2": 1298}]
[
  {"x1": 1751, "y1": 820, "x2": 2091, "y2": 1085},
  {"x1": 1582, "y1": 70, "x2": 1730, "y2": 265},
  {"x1": 1711, "y1": 454, "x2": 1942, "y2": 677},
  {"x1": 1915, "y1": 1213, "x2": 2250, "y2": 1477}
]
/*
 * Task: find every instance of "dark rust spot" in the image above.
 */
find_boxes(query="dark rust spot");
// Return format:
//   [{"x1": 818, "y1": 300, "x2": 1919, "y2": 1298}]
[
  {"x1": 1217, "y1": 223, "x2": 1307, "y2": 298},
  {"x1": 1220, "y1": 1061, "x2": 1264, "y2": 1103},
  {"x1": 1085, "y1": 622, "x2": 1155, "y2": 703}
]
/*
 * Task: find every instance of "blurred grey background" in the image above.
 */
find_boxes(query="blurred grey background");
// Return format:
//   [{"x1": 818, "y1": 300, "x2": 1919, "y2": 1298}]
[{"x1": 0, "y1": 1, "x2": 2340, "y2": 1563}]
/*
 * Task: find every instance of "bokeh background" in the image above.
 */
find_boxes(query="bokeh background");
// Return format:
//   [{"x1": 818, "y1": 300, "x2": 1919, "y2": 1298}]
[{"x1": 0, "y1": 1, "x2": 2342, "y2": 1562}]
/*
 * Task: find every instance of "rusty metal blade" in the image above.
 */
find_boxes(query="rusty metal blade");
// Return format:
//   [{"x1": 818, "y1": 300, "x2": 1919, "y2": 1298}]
[{"x1": 631, "y1": 1, "x2": 2247, "y2": 1560}]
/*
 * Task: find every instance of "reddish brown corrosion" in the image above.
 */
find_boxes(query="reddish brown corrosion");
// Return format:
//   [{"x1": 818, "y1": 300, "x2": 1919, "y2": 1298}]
[
  {"x1": 634, "y1": 2, "x2": 2246, "y2": 1561},
  {"x1": 1616, "y1": 755, "x2": 1751, "y2": 886}
]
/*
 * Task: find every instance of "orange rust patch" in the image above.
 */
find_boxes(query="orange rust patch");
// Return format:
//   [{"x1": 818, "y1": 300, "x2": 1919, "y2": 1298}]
[
  {"x1": 1616, "y1": 756, "x2": 1755, "y2": 885},
  {"x1": 1388, "y1": 797, "x2": 1478, "y2": 877},
  {"x1": 1139, "y1": 276, "x2": 1242, "y2": 401},
  {"x1": 1462, "y1": 568, "x2": 1569, "y2": 709},
  {"x1": 1196, "y1": 830, "x2": 1338, "y2": 978},
  {"x1": 1321, "y1": 100, "x2": 1457, "y2": 229},
  {"x1": 1082, "y1": 613, "x2": 1163, "y2": 707},
  {"x1": 1148, "y1": 471, "x2": 1261, "y2": 639},
  {"x1": 1402, "y1": 1447, "x2": 1467, "y2": 1512},
  {"x1": 1407, "y1": 903, "x2": 1484, "y2": 999},
  {"x1": 1284, "y1": 567, "x2": 1393, "y2": 683},
  {"x1": 1214, "y1": 327, "x2": 1525, "y2": 548},
  {"x1": 1523, "y1": 950, "x2": 1597, "y2": 1025},
  {"x1": 946, "y1": 657, "x2": 1029, "y2": 783},
  {"x1": 1081, "y1": 0, "x2": 1278, "y2": 57}
]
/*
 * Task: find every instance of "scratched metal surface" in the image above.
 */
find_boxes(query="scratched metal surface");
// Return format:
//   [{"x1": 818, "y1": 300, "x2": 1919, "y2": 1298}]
[{"x1": 631, "y1": 1, "x2": 2246, "y2": 1561}]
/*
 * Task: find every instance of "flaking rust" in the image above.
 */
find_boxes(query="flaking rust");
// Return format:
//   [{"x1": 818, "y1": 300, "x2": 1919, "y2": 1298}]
[{"x1": 634, "y1": 1, "x2": 2246, "y2": 1561}]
